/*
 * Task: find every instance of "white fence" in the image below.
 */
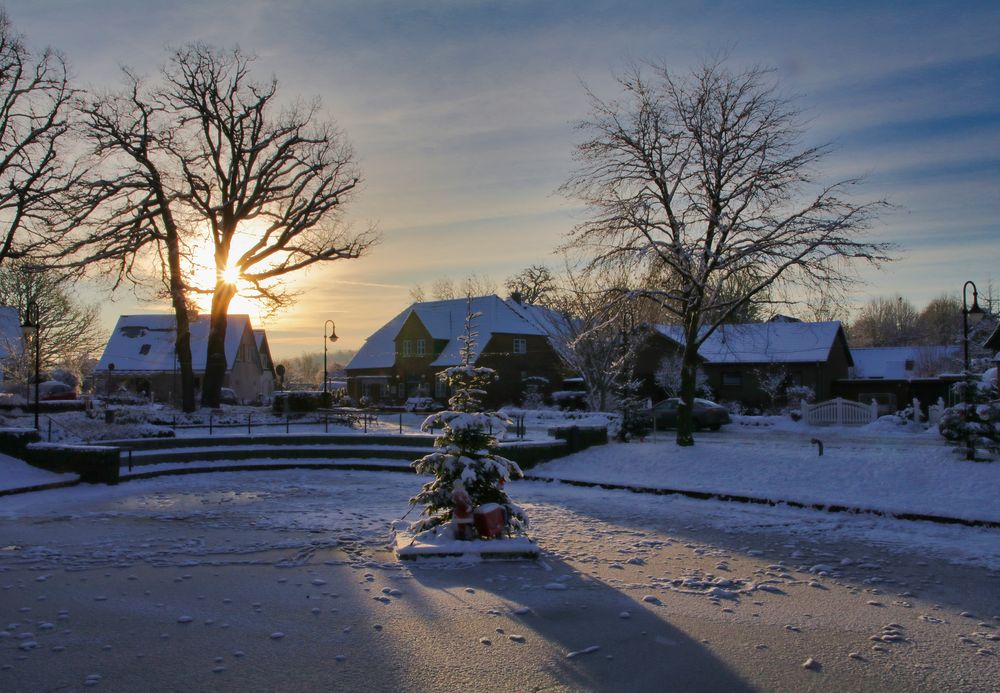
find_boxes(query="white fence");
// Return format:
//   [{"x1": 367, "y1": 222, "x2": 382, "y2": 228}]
[{"x1": 801, "y1": 397, "x2": 878, "y2": 426}]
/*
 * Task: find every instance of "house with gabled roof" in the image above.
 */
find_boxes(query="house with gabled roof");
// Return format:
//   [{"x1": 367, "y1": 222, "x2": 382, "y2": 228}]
[
  {"x1": 641, "y1": 317, "x2": 853, "y2": 408},
  {"x1": 836, "y1": 345, "x2": 964, "y2": 413},
  {"x1": 94, "y1": 314, "x2": 274, "y2": 404},
  {"x1": 345, "y1": 295, "x2": 566, "y2": 407}
]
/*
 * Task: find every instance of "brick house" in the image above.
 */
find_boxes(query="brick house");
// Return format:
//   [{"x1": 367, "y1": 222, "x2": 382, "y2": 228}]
[
  {"x1": 345, "y1": 295, "x2": 566, "y2": 408},
  {"x1": 640, "y1": 317, "x2": 854, "y2": 409},
  {"x1": 94, "y1": 314, "x2": 274, "y2": 404}
]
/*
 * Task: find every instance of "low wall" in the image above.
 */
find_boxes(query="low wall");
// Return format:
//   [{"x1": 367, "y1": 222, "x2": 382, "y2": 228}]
[
  {"x1": 26, "y1": 443, "x2": 120, "y2": 484},
  {"x1": 0, "y1": 427, "x2": 41, "y2": 458}
]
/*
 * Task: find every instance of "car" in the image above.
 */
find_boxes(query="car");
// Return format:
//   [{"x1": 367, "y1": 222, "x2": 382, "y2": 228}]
[
  {"x1": 38, "y1": 380, "x2": 78, "y2": 401},
  {"x1": 642, "y1": 397, "x2": 731, "y2": 431},
  {"x1": 219, "y1": 387, "x2": 239, "y2": 405},
  {"x1": 404, "y1": 396, "x2": 441, "y2": 412}
]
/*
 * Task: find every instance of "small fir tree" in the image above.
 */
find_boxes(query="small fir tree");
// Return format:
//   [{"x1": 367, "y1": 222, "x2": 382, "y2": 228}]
[{"x1": 410, "y1": 303, "x2": 528, "y2": 535}]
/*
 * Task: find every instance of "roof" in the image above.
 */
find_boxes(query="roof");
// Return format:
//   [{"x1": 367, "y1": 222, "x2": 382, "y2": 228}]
[
  {"x1": 95, "y1": 314, "x2": 255, "y2": 373},
  {"x1": 655, "y1": 321, "x2": 850, "y2": 365},
  {"x1": 0, "y1": 306, "x2": 24, "y2": 360},
  {"x1": 849, "y1": 346, "x2": 961, "y2": 380},
  {"x1": 346, "y1": 295, "x2": 564, "y2": 370}
]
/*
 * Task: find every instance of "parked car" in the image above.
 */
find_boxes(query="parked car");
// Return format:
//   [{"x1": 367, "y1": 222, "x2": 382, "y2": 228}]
[
  {"x1": 404, "y1": 396, "x2": 441, "y2": 412},
  {"x1": 642, "y1": 397, "x2": 731, "y2": 431},
  {"x1": 38, "y1": 380, "x2": 78, "y2": 401},
  {"x1": 219, "y1": 388, "x2": 239, "y2": 405}
]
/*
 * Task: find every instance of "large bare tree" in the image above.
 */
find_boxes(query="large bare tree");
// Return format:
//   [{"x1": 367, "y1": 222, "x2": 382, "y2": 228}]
[
  {"x1": 162, "y1": 45, "x2": 376, "y2": 407},
  {"x1": 563, "y1": 60, "x2": 890, "y2": 445},
  {"x1": 59, "y1": 44, "x2": 377, "y2": 410},
  {"x1": 0, "y1": 10, "x2": 79, "y2": 265}
]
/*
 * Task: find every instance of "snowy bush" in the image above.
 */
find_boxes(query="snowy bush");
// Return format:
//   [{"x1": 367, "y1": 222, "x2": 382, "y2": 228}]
[
  {"x1": 655, "y1": 354, "x2": 711, "y2": 399},
  {"x1": 521, "y1": 375, "x2": 549, "y2": 410},
  {"x1": 938, "y1": 400, "x2": 1000, "y2": 461},
  {"x1": 785, "y1": 385, "x2": 815, "y2": 404},
  {"x1": 410, "y1": 306, "x2": 527, "y2": 536}
]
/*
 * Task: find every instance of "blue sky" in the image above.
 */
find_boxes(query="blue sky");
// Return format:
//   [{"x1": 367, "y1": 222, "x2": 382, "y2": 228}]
[{"x1": 8, "y1": 0, "x2": 999, "y2": 358}]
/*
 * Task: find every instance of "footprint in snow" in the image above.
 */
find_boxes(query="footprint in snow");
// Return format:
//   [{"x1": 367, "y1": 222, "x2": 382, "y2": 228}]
[{"x1": 508, "y1": 634, "x2": 526, "y2": 643}]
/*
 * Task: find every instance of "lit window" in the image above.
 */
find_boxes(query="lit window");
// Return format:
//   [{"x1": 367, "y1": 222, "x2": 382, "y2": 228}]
[{"x1": 513, "y1": 338, "x2": 527, "y2": 354}]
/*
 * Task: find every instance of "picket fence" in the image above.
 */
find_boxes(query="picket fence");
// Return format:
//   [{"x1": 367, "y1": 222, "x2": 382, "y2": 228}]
[{"x1": 801, "y1": 397, "x2": 878, "y2": 426}]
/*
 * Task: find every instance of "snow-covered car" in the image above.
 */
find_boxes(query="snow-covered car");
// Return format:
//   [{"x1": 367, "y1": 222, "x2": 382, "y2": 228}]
[
  {"x1": 219, "y1": 388, "x2": 239, "y2": 405},
  {"x1": 641, "y1": 397, "x2": 730, "y2": 431},
  {"x1": 38, "y1": 380, "x2": 78, "y2": 401},
  {"x1": 404, "y1": 397, "x2": 441, "y2": 412}
]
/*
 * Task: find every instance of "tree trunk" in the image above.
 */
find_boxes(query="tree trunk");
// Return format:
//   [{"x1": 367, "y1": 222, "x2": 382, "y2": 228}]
[
  {"x1": 676, "y1": 324, "x2": 700, "y2": 447},
  {"x1": 200, "y1": 280, "x2": 236, "y2": 409},
  {"x1": 163, "y1": 223, "x2": 196, "y2": 413}
]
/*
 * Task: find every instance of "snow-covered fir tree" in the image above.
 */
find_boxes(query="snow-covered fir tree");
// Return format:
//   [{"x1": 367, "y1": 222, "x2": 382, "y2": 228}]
[{"x1": 410, "y1": 302, "x2": 528, "y2": 535}]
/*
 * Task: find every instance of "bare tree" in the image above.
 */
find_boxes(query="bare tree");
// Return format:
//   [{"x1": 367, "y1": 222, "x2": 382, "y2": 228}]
[
  {"x1": 0, "y1": 263, "x2": 104, "y2": 373},
  {"x1": 545, "y1": 266, "x2": 627, "y2": 411},
  {"x1": 505, "y1": 264, "x2": 556, "y2": 305},
  {"x1": 752, "y1": 365, "x2": 788, "y2": 411},
  {"x1": 563, "y1": 59, "x2": 890, "y2": 445},
  {"x1": 916, "y1": 295, "x2": 961, "y2": 345},
  {"x1": 162, "y1": 45, "x2": 376, "y2": 407},
  {"x1": 59, "y1": 44, "x2": 377, "y2": 409},
  {"x1": 0, "y1": 10, "x2": 79, "y2": 265},
  {"x1": 847, "y1": 295, "x2": 920, "y2": 347}
]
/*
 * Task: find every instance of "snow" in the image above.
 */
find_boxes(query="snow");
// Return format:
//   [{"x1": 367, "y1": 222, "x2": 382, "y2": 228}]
[
  {"x1": 94, "y1": 313, "x2": 256, "y2": 373},
  {"x1": 656, "y1": 320, "x2": 847, "y2": 364}
]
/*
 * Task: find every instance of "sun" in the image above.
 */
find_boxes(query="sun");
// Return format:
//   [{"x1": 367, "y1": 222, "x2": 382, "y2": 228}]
[{"x1": 221, "y1": 264, "x2": 240, "y2": 284}]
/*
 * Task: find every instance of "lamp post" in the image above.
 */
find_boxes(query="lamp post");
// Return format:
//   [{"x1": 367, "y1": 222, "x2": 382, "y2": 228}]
[
  {"x1": 962, "y1": 280, "x2": 985, "y2": 460},
  {"x1": 323, "y1": 320, "x2": 338, "y2": 394},
  {"x1": 20, "y1": 302, "x2": 40, "y2": 430}
]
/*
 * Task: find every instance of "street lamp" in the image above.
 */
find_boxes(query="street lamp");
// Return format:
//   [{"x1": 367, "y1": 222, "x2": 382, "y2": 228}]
[
  {"x1": 20, "y1": 302, "x2": 40, "y2": 430},
  {"x1": 962, "y1": 280, "x2": 985, "y2": 460},
  {"x1": 323, "y1": 320, "x2": 338, "y2": 394}
]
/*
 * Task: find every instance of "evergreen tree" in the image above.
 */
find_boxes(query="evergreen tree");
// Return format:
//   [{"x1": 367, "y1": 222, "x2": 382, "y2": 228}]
[{"x1": 410, "y1": 303, "x2": 527, "y2": 535}]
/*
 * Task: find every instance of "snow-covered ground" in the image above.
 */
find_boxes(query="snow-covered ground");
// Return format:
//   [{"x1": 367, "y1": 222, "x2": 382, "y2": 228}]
[{"x1": 1, "y1": 468, "x2": 998, "y2": 691}]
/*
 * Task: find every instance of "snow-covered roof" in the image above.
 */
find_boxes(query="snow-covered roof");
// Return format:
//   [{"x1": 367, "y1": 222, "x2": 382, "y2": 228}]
[
  {"x1": 849, "y1": 346, "x2": 960, "y2": 380},
  {"x1": 95, "y1": 314, "x2": 254, "y2": 373},
  {"x1": 346, "y1": 295, "x2": 564, "y2": 370},
  {"x1": 0, "y1": 306, "x2": 24, "y2": 360},
  {"x1": 655, "y1": 321, "x2": 849, "y2": 365}
]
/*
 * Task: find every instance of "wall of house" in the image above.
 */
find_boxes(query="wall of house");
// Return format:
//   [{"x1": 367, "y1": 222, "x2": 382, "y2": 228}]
[
  {"x1": 225, "y1": 327, "x2": 265, "y2": 403},
  {"x1": 477, "y1": 332, "x2": 564, "y2": 407}
]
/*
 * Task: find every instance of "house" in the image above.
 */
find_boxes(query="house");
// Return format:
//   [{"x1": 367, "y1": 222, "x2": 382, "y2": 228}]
[
  {"x1": 642, "y1": 318, "x2": 853, "y2": 409},
  {"x1": 345, "y1": 295, "x2": 567, "y2": 407},
  {"x1": 94, "y1": 314, "x2": 274, "y2": 404},
  {"x1": 836, "y1": 345, "x2": 965, "y2": 412},
  {"x1": 253, "y1": 329, "x2": 277, "y2": 402}
]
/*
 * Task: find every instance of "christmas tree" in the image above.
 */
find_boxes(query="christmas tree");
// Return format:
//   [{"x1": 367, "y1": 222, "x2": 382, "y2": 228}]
[{"x1": 410, "y1": 301, "x2": 528, "y2": 536}]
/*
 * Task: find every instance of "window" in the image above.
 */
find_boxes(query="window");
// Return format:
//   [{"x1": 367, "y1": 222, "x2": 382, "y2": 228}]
[
  {"x1": 402, "y1": 340, "x2": 412, "y2": 357},
  {"x1": 513, "y1": 338, "x2": 527, "y2": 354},
  {"x1": 416, "y1": 339, "x2": 426, "y2": 356},
  {"x1": 722, "y1": 371, "x2": 742, "y2": 387}
]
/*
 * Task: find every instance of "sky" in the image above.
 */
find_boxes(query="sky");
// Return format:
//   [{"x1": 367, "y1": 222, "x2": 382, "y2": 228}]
[{"x1": 7, "y1": 0, "x2": 999, "y2": 361}]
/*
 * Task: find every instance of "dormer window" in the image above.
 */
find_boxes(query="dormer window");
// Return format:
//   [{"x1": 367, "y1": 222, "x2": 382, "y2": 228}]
[{"x1": 139, "y1": 344, "x2": 151, "y2": 355}]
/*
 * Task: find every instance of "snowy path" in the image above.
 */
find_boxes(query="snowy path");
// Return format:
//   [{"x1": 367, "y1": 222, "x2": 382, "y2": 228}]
[{"x1": 1, "y1": 469, "x2": 998, "y2": 691}]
